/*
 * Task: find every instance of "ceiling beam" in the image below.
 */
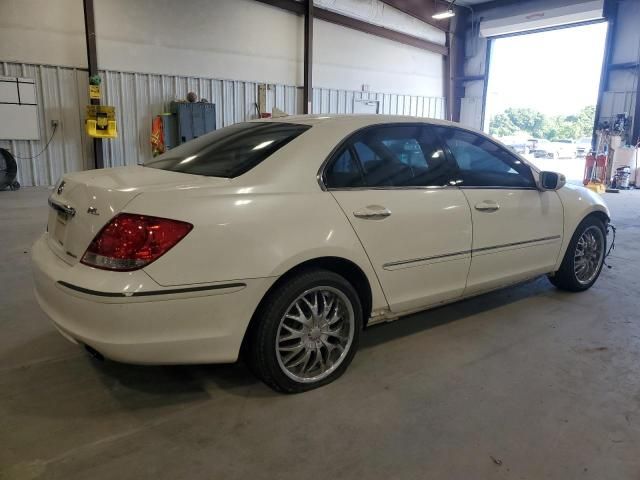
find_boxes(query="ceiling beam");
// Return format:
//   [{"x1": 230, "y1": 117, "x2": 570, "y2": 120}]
[
  {"x1": 378, "y1": 0, "x2": 451, "y2": 32},
  {"x1": 315, "y1": 8, "x2": 448, "y2": 55},
  {"x1": 470, "y1": 0, "x2": 527, "y2": 14},
  {"x1": 254, "y1": 0, "x2": 305, "y2": 14},
  {"x1": 254, "y1": 0, "x2": 448, "y2": 56}
]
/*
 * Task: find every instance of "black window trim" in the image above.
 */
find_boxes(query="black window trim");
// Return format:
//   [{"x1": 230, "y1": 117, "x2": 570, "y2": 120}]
[
  {"x1": 318, "y1": 122, "x2": 459, "y2": 191},
  {"x1": 434, "y1": 125, "x2": 539, "y2": 191}
]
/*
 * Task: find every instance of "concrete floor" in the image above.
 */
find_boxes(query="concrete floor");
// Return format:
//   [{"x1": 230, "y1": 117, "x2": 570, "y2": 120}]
[{"x1": 2, "y1": 186, "x2": 640, "y2": 480}]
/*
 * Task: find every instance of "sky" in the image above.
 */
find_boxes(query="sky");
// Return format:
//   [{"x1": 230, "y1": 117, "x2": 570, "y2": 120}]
[{"x1": 485, "y1": 22, "x2": 608, "y2": 118}]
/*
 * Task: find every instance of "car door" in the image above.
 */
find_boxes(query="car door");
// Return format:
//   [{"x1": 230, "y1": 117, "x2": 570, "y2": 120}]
[
  {"x1": 322, "y1": 124, "x2": 472, "y2": 313},
  {"x1": 435, "y1": 126, "x2": 564, "y2": 295}
]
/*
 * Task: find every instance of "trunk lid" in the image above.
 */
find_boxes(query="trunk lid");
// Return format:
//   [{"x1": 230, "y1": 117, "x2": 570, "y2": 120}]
[{"x1": 46, "y1": 166, "x2": 225, "y2": 264}]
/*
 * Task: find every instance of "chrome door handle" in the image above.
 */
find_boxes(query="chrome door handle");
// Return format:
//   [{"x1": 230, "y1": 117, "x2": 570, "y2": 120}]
[
  {"x1": 474, "y1": 201, "x2": 499, "y2": 212},
  {"x1": 353, "y1": 207, "x2": 392, "y2": 219}
]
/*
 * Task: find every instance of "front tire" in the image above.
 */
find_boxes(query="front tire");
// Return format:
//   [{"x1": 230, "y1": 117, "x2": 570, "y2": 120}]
[
  {"x1": 246, "y1": 269, "x2": 362, "y2": 393},
  {"x1": 548, "y1": 216, "x2": 606, "y2": 291}
]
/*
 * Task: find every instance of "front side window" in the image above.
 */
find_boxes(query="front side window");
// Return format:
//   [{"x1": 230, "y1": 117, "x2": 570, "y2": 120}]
[
  {"x1": 435, "y1": 127, "x2": 535, "y2": 188},
  {"x1": 324, "y1": 125, "x2": 455, "y2": 188},
  {"x1": 145, "y1": 122, "x2": 310, "y2": 178}
]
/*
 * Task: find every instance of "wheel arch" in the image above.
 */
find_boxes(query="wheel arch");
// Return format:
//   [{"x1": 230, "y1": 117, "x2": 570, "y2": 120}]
[
  {"x1": 586, "y1": 209, "x2": 610, "y2": 225},
  {"x1": 553, "y1": 207, "x2": 610, "y2": 272},
  {"x1": 240, "y1": 256, "x2": 374, "y2": 356}
]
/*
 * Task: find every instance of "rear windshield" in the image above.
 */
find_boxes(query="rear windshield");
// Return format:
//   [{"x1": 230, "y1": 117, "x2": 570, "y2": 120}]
[{"x1": 145, "y1": 122, "x2": 311, "y2": 178}]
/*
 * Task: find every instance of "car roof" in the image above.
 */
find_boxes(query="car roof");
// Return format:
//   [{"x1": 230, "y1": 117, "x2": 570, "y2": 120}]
[{"x1": 250, "y1": 114, "x2": 460, "y2": 128}]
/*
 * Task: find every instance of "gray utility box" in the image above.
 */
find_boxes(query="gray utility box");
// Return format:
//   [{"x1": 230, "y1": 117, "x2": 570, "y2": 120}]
[
  {"x1": 160, "y1": 114, "x2": 178, "y2": 151},
  {"x1": 170, "y1": 101, "x2": 216, "y2": 145}
]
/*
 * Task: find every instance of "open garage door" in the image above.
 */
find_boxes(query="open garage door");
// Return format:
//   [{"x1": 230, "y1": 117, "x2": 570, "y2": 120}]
[{"x1": 484, "y1": 22, "x2": 607, "y2": 184}]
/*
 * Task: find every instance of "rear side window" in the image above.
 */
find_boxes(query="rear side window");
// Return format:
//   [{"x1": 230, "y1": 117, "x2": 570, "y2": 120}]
[
  {"x1": 435, "y1": 127, "x2": 535, "y2": 188},
  {"x1": 324, "y1": 149, "x2": 364, "y2": 188},
  {"x1": 145, "y1": 122, "x2": 310, "y2": 178},
  {"x1": 324, "y1": 125, "x2": 455, "y2": 188}
]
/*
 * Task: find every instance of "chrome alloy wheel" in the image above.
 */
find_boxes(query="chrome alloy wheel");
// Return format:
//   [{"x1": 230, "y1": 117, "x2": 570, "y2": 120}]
[
  {"x1": 275, "y1": 286, "x2": 355, "y2": 383},
  {"x1": 574, "y1": 225, "x2": 604, "y2": 285}
]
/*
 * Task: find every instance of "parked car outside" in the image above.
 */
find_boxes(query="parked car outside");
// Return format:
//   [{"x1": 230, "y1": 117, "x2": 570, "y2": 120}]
[
  {"x1": 498, "y1": 135, "x2": 530, "y2": 155},
  {"x1": 533, "y1": 139, "x2": 576, "y2": 159},
  {"x1": 554, "y1": 139, "x2": 578, "y2": 158},
  {"x1": 528, "y1": 138, "x2": 547, "y2": 155},
  {"x1": 576, "y1": 136, "x2": 592, "y2": 157},
  {"x1": 532, "y1": 138, "x2": 556, "y2": 158},
  {"x1": 32, "y1": 115, "x2": 610, "y2": 392}
]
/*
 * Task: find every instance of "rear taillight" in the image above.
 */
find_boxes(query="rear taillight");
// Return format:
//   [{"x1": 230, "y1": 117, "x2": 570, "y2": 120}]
[{"x1": 81, "y1": 213, "x2": 192, "y2": 271}]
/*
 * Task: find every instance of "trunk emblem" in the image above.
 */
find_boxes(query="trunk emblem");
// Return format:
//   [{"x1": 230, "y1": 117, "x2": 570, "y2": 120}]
[
  {"x1": 57, "y1": 181, "x2": 65, "y2": 195},
  {"x1": 87, "y1": 207, "x2": 100, "y2": 216}
]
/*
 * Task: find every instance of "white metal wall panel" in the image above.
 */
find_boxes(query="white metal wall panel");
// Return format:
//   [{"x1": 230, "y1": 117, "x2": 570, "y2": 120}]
[
  {"x1": 99, "y1": 74, "x2": 300, "y2": 161},
  {"x1": 0, "y1": 62, "x2": 90, "y2": 187},
  {"x1": 1, "y1": 61, "x2": 446, "y2": 187},
  {"x1": 460, "y1": 96, "x2": 484, "y2": 131},
  {"x1": 311, "y1": 86, "x2": 445, "y2": 119},
  {"x1": 600, "y1": 91, "x2": 637, "y2": 125}
]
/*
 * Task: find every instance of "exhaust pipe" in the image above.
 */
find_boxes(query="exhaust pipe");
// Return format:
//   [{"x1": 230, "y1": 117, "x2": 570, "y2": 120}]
[{"x1": 84, "y1": 345, "x2": 104, "y2": 361}]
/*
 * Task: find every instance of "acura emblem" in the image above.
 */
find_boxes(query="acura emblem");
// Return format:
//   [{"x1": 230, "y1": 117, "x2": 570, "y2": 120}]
[{"x1": 57, "y1": 181, "x2": 65, "y2": 195}]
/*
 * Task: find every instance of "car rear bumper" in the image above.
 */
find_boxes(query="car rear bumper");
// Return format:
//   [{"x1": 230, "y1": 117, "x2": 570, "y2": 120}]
[{"x1": 31, "y1": 234, "x2": 275, "y2": 364}]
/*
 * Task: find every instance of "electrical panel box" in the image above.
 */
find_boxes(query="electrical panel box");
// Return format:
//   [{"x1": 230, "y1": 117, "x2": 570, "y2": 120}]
[
  {"x1": 86, "y1": 105, "x2": 117, "y2": 138},
  {"x1": 170, "y1": 102, "x2": 216, "y2": 144},
  {"x1": 161, "y1": 114, "x2": 178, "y2": 151},
  {"x1": 0, "y1": 76, "x2": 39, "y2": 140}
]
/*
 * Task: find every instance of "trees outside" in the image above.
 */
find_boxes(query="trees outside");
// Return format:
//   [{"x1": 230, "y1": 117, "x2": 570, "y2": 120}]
[{"x1": 489, "y1": 106, "x2": 595, "y2": 140}]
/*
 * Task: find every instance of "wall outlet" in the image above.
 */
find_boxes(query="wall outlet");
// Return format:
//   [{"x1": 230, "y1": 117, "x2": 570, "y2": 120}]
[{"x1": 51, "y1": 119, "x2": 59, "y2": 128}]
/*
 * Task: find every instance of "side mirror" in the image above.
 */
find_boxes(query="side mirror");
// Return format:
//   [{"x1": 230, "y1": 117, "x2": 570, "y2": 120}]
[{"x1": 539, "y1": 171, "x2": 566, "y2": 191}]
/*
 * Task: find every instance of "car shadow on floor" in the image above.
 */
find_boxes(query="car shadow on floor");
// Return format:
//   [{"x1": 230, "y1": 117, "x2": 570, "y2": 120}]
[
  {"x1": 3, "y1": 276, "x2": 559, "y2": 414},
  {"x1": 360, "y1": 276, "x2": 554, "y2": 350},
  {"x1": 93, "y1": 357, "x2": 267, "y2": 399},
  {"x1": 96, "y1": 276, "x2": 556, "y2": 400}
]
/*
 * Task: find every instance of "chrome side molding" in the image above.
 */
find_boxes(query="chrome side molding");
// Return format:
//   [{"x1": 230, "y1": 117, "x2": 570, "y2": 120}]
[{"x1": 48, "y1": 197, "x2": 76, "y2": 217}]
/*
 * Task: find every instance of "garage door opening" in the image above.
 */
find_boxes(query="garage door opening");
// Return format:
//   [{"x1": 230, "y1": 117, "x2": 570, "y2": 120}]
[{"x1": 485, "y1": 22, "x2": 608, "y2": 184}]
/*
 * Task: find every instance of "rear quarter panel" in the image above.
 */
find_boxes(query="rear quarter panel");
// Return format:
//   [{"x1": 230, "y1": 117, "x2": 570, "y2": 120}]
[
  {"x1": 553, "y1": 185, "x2": 610, "y2": 270},
  {"x1": 125, "y1": 188, "x2": 388, "y2": 311}
]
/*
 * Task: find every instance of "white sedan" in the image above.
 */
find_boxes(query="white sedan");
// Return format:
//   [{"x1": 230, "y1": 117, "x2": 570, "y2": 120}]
[
  {"x1": 32, "y1": 115, "x2": 610, "y2": 392},
  {"x1": 533, "y1": 139, "x2": 577, "y2": 159}
]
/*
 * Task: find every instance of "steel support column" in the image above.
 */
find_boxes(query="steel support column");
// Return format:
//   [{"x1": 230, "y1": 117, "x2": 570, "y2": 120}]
[
  {"x1": 592, "y1": 0, "x2": 618, "y2": 151},
  {"x1": 633, "y1": 70, "x2": 640, "y2": 146},
  {"x1": 303, "y1": 0, "x2": 313, "y2": 114},
  {"x1": 83, "y1": 0, "x2": 103, "y2": 169},
  {"x1": 448, "y1": 8, "x2": 469, "y2": 122}
]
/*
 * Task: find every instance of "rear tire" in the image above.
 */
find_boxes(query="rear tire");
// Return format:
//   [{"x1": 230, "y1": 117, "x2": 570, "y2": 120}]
[
  {"x1": 246, "y1": 269, "x2": 362, "y2": 393},
  {"x1": 548, "y1": 215, "x2": 606, "y2": 292}
]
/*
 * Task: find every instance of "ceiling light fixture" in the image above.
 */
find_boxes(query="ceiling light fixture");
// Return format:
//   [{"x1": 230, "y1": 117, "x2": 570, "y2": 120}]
[
  {"x1": 432, "y1": 0, "x2": 456, "y2": 19},
  {"x1": 432, "y1": 8, "x2": 455, "y2": 19}
]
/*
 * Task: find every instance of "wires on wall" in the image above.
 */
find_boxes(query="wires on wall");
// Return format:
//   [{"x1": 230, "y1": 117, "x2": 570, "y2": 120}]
[{"x1": 11, "y1": 123, "x2": 58, "y2": 160}]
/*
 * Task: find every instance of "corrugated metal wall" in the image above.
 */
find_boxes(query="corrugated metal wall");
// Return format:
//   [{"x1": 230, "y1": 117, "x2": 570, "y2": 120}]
[
  {"x1": 99, "y1": 71, "x2": 300, "y2": 169},
  {"x1": 1, "y1": 61, "x2": 446, "y2": 187},
  {"x1": 312, "y1": 87, "x2": 446, "y2": 118},
  {"x1": 0, "y1": 62, "x2": 92, "y2": 187},
  {"x1": 600, "y1": 90, "x2": 637, "y2": 126}
]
